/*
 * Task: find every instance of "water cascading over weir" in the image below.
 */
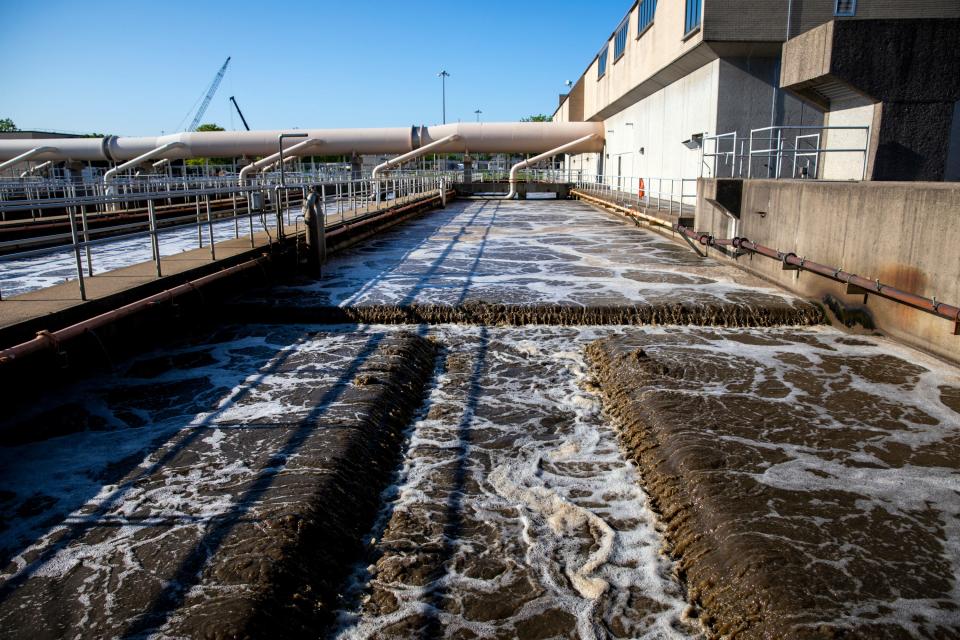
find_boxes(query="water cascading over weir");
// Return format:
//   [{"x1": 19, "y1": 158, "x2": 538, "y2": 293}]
[{"x1": 1, "y1": 122, "x2": 959, "y2": 640}]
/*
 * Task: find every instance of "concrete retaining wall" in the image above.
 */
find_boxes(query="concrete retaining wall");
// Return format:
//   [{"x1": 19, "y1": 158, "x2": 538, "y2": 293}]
[{"x1": 696, "y1": 178, "x2": 960, "y2": 362}]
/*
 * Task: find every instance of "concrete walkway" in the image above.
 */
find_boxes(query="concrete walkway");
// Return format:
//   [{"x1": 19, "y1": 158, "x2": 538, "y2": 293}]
[
  {"x1": 0, "y1": 227, "x2": 291, "y2": 333},
  {"x1": 0, "y1": 191, "x2": 441, "y2": 339}
]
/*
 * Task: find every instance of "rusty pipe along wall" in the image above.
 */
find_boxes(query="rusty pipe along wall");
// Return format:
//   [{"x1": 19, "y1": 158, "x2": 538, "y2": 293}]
[
  {"x1": 674, "y1": 224, "x2": 960, "y2": 333},
  {"x1": 0, "y1": 122, "x2": 605, "y2": 164}
]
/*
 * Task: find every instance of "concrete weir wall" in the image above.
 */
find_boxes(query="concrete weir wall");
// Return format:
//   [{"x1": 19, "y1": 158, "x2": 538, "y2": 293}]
[{"x1": 695, "y1": 178, "x2": 960, "y2": 362}]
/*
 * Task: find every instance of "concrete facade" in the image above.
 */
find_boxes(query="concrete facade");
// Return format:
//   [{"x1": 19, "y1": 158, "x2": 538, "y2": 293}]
[
  {"x1": 781, "y1": 19, "x2": 960, "y2": 181},
  {"x1": 554, "y1": 1, "x2": 960, "y2": 190},
  {"x1": 695, "y1": 178, "x2": 960, "y2": 363}
]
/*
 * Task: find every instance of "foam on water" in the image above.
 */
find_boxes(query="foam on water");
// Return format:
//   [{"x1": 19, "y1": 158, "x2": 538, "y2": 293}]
[
  {"x1": 589, "y1": 325, "x2": 960, "y2": 635},
  {"x1": 260, "y1": 199, "x2": 799, "y2": 311},
  {"x1": 2, "y1": 321, "x2": 959, "y2": 636},
  {"x1": 334, "y1": 325, "x2": 701, "y2": 639}
]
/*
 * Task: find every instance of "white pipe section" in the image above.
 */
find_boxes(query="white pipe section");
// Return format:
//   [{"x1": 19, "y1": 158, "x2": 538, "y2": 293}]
[
  {"x1": 505, "y1": 134, "x2": 600, "y2": 199},
  {"x1": 259, "y1": 152, "x2": 301, "y2": 173},
  {"x1": 0, "y1": 146, "x2": 57, "y2": 172},
  {"x1": 103, "y1": 141, "x2": 185, "y2": 185},
  {"x1": 152, "y1": 158, "x2": 170, "y2": 168},
  {"x1": 0, "y1": 123, "x2": 603, "y2": 163},
  {"x1": 20, "y1": 160, "x2": 54, "y2": 178},
  {"x1": 372, "y1": 134, "x2": 461, "y2": 178},
  {"x1": 237, "y1": 138, "x2": 323, "y2": 185}
]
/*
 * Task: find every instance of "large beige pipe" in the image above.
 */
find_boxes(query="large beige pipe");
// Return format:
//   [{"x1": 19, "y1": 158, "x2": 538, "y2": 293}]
[{"x1": 0, "y1": 122, "x2": 603, "y2": 163}]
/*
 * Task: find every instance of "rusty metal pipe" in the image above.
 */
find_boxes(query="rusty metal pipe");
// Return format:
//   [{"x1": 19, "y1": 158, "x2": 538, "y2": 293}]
[
  {"x1": 0, "y1": 258, "x2": 265, "y2": 365},
  {"x1": 674, "y1": 223, "x2": 960, "y2": 328}
]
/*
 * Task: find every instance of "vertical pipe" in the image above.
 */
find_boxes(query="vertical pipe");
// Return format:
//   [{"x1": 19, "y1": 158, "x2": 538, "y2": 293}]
[
  {"x1": 249, "y1": 189, "x2": 255, "y2": 248},
  {"x1": 68, "y1": 207, "x2": 87, "y2": 301},
  {"x1": 206, "y1": 196, "x2": 216, "y2": 260},
  {"x1": 80, "y1": 204, "x2": 93, "y2": 276},
  {"x1": 148, "y1": 199, "x2": 162, "y2": 277},
  {"x1": 196, "y1": 196, "x2": 203, "y2": 248}
]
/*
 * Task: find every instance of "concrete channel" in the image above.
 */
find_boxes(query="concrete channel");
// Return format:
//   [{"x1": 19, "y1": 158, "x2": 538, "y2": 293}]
[{"x1": 0, "y1": 197, "x2": 958, "y2": 639}]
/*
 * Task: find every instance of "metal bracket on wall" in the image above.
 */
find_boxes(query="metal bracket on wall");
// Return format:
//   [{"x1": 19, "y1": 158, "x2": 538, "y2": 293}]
[{"x1": 846, "y1": 282, "x2": 870, "y2": 305}]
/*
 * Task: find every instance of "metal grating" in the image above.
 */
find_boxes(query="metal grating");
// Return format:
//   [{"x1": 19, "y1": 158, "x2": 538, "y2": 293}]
[
  {"x1": 685, "y1": 0, "x2": 702, "y2": 35},
  {"x1": 638, "y1": 0, "x2": 657, "y2": 35},
  {"x1": 614, "y1": 18, "x2": 629, "y2": 60}
]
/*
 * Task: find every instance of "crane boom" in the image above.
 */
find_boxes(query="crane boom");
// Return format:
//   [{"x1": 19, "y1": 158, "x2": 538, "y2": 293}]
[
  {"x1": 188, "y1": 57, "x2": 231, "y2": 132},
  {"x1": 229, "y1": 96, "x2": 251, "y2": 131}
]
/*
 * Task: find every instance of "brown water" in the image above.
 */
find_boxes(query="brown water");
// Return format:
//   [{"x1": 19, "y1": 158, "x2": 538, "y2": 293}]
[
  {"x1": 1, "y1": 199, "x2": 958, "y2": 639},
  {"x1": 333, "y1": 325, "x2": 702, "y2": 639}
]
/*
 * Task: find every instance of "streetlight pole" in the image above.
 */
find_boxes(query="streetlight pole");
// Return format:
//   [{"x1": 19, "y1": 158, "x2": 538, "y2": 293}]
[
  {"x1": 438, "y1": 70, "x2": 450, "y2": 124},
  {"x1": 474, "y1": 109, "x2": 482, "y2": 122}
]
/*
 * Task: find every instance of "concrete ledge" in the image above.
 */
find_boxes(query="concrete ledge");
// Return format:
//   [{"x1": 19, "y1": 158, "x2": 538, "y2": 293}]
[
  {"x1": 572, "y1": 189, "x2": 695, "y2": 228},
  {"x1": 695, "y1": 178, "x2": 960, "y2": 364},
  {"x1": 224, "y1": 300, "x2": 825, "y2": 328}
]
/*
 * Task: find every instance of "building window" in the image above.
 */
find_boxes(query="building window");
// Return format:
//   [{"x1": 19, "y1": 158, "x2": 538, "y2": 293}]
[
  {"x1": 834, "y1": 0, "x2": 857, "y2": 16},
  {"x1": 598, "y1": 44, "x2": 609, "y2": 79},
  {"x1": 638, "y1": 0, "x2": 657, "y2": 36},
  {"x1": 614, "y1": 18, "x2": 629, "y2": 60},
  {"x1": 684, "y1": 0, "x2": 702, "y2": 35}
]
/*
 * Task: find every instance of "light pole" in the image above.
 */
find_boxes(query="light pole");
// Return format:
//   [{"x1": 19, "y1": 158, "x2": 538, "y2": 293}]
[
  {"x1": 438, "y1": 70, "x2": 450, "y2": 124},
  {"x1": 474, "y1": 109, "x2": 482, "y2": 122}
]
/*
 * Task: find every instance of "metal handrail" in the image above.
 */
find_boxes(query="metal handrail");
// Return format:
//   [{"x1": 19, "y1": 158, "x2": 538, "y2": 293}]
[{"x1": 0, "y1": 175, "x2": 444, "y2": 301}]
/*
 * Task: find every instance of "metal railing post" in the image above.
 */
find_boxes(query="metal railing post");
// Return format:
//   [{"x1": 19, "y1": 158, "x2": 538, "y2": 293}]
[
  {"x1": 67, "y1": 206, "x2": 87, "y2": 301},
  {"x1": 80, "y1": 203, "x2": 93, "y2": 276},
  {"x1": 148, "y1": 199, "x2": 162, "y2": 277},
  {"x1": 196, "y1": 195, "x2": 203, "y2": 248},
  {"x1": 206, "y1": 195, "x2": 216, "y2": 260},
  {"x1": 233, "y1": 192, "x2": 239, "y2": 238}
]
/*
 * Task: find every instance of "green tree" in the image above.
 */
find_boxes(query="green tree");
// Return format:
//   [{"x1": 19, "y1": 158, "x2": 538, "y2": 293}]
[
  {"x1": 521, "y1": 114, "x2": 551, "y2": 122},
  {"x1": 187, "y1": 123, "x2": 230, "y2": 165},
  {"x1": 0, "y1": 118, "x2": 18, "y2": 132}
]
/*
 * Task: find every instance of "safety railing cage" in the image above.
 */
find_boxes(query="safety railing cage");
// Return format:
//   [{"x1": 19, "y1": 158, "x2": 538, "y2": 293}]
[{"x1": 700, "y1": 125, "x2": 871, "y2": 181}]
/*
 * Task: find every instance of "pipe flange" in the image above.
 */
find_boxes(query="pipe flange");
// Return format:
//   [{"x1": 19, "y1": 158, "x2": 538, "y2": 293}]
[
  {"x1": 781, "y1": 252, "x2": 797, "y2": 265},
  {"x1": 100, "y1": 135, "x2": 118, "y2": 163}
]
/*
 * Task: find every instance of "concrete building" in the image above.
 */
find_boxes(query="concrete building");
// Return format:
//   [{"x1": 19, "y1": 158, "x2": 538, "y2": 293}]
[{"x1": 553, "y1": 0, "x2": 960, "y2": 189}]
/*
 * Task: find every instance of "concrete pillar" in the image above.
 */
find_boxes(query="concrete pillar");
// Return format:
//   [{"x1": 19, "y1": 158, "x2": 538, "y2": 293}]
[{"x1": 463, "y1": 154, "x2": 473, "y2": 183}]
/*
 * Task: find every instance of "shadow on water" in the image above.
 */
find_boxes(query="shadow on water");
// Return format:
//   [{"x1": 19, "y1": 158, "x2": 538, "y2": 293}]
[
  {"x1": 122, "y1": 201, "x2": 504, "y2": 636},
  {"x1": 118, "y1": 330, "x2": 388, "y2": 638},
  {"x1": 340, "y1": 200, "x2": 492, "y2": 308},
  {"x1": 0, "y1": 329, "x2": 312, "y2": 601},
  {"x1": 422, "y1": 325, "x2": 489, "y2": 640},
  {"x1": 328, "y1": 201, "x2": 501, "y2": 637}
]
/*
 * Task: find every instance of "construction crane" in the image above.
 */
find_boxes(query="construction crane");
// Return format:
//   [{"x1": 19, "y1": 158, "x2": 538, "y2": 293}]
[
  {"x1": 187, "y1": 57, "x2": 231, "y2": 132},
  {"x1": 229, "y1": 96, "x2": 251, "y2": 131}
]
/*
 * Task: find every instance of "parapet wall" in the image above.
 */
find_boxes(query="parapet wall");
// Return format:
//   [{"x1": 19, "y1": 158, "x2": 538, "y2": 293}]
[{"x1": 695, "y1": 178, "x2": 960, "y2": 363}]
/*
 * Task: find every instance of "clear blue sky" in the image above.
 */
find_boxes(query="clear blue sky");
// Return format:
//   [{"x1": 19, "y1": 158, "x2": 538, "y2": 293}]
[{"x1": 1, "y1": 0, "x2": 628, "y2": 136}]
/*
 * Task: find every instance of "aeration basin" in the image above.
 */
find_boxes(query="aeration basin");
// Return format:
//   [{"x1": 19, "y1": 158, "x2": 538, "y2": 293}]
[{"x1": 0, "y1": 198, "x2": 958, "y2": 639}]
